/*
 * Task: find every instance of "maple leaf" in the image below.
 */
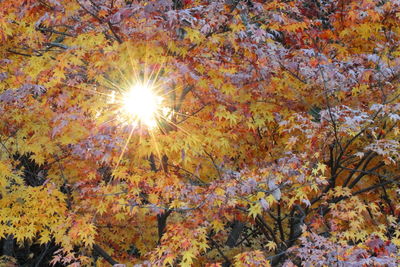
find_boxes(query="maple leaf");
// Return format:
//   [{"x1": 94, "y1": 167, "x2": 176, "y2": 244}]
[{"x1": 1, "y1": 0, "x2": 400, "y2": 266}]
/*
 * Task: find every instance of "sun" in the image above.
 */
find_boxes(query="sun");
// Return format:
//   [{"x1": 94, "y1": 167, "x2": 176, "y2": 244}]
[{"x1": 122, "y1": 82, "x2": 162, "y2": 128}]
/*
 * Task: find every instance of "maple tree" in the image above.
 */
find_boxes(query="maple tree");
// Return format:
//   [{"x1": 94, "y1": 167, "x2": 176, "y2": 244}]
[{"x1": 1, "y1": 0, "x2": 400, "y2": 266}]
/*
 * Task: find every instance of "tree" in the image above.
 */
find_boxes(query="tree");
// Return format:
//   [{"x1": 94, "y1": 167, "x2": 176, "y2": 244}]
[{"x1": 1, "y1": 0, "x2": 400, "y2": 266}]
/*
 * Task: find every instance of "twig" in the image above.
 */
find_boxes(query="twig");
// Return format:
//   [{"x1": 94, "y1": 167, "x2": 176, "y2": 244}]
[
  {"x1": 204, "y1": 151, "x2": 222, "y2": 179},
  {"x1": 353, "y1": 177, "x2": 400, "y2": 196},
  {"x1": 7, "y1": 49, "x2": 32, "y2": 57},
  {"x1": 37, "y1": 26, "x2": 74, "y2": 37},
  {"x1": 107, "y1": 22, "x2": 123, "y2": 44},
  {"x1": 93, "y1": 244, "x2": 119, "y2": 265},
  {"x1": 208, "y1": 236, "x2": 231, "y2": 265}
]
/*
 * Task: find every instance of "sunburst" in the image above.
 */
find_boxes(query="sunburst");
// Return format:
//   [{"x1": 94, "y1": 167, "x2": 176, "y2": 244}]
[
  {"x1": 67, "y1": 41, "x2": 195, "y2": 172},
  {"x1": 121, "y1": 81, "x2": 163, "y2": 128}
]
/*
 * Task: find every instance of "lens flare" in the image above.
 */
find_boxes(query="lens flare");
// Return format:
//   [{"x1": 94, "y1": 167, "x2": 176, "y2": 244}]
[{"x1": 122, "y1": 82, "x2": 162, "y2": 128}]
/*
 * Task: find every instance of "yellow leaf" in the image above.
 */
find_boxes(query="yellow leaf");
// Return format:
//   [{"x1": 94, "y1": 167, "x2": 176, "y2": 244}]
[
  {"x1": 181, "y1": 250, "x2": 195, "y2": 266},
  {"x1": 248, "y1": 203, "x2": 262, "y2": 219},
  {"x1": 211, "y1": 220, "x2": 224, "y2": 233},
  {"x1": 215, "y1": 188, "x2": 225, "y2": 196},
  {"x1": 266, "y1": 241, "x2": 277, "y2": 251},
  {"x1": 316, "y1": 162, "x2": 327, "y2": 174}
]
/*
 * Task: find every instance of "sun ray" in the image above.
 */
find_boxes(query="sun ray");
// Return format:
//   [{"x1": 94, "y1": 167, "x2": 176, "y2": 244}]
[
  {"x1": 149, "y1": 128, "x2": 164, "y2": 172},
  {"x1": 158, "y1": 115, "x2": 191, "y2": 136},
  {"x1": 59, "y1": 83, "x2": 117, "y2": 99},
  {"x1": 114, "y1": 65, "x2": 132, "y2": 89},
  {"x1": 115, "y1": 122, "x2": 137, "y2": 169},
  {"x1": 96, "y1": 117, "x2": 121, "y2": 128},
  {"x1": 126, "y1": 42, "x2": 141, "y2": 85},
  {"x1": 78, "y1": 87, "x2": 119, "y2": 98},
  {"x1": 102, "y1": 76, "x2": 126, "y2": 92}
]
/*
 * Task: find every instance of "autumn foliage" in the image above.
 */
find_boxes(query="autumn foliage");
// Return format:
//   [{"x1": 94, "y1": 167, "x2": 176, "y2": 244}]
[{"x1": 1, "y1": 0, "x2": 400, "y2": 266}]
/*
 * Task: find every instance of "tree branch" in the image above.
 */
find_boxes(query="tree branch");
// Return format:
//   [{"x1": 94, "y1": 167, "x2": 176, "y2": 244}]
[{"x1": 93, "y1": 244, "x2": 119, "y2": 265}]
